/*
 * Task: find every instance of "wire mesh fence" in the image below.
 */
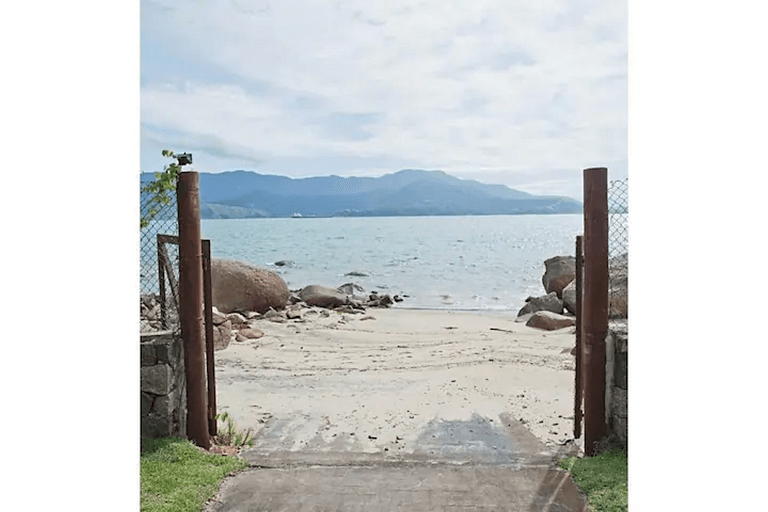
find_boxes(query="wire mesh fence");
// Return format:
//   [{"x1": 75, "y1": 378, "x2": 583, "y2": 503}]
[
  {"x1": 608, "y1": 178, "x2": 628, "y2": 319},
  {"x1": 140, "y1": 187, "x2": 180, "y2": 332}
]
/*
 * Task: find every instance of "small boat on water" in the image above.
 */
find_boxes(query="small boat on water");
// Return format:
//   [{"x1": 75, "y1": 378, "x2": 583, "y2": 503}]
[{"x1": 291, "y1": 212, "x2": 303, "y2": 218}]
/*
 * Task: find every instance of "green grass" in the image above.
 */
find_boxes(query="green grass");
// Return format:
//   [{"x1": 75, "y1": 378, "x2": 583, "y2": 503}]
[
  {"x1": 559, "y1": 450, "x2": 628, "y2": 512},
  {"x1": 140, "y1": 437, "x2": 249, "y2": 512}
]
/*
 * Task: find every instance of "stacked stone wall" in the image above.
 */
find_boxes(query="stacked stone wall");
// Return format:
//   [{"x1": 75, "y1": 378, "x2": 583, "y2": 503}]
[
  {"x1": 605, "y1": 321, "x2": 628, "y2": 448},
  {"x1": 141, "y1": 331, "x2": 186, "y2": 441}
]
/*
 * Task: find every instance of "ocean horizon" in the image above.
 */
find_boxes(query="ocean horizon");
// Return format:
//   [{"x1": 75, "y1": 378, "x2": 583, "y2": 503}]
[{"x1": 187, "y1": 214, "x2": 586, "y2": 313}]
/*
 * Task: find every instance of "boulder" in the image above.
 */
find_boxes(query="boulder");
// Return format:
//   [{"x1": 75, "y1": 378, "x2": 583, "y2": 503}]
[
  {"x1": 364, "y1": 293, "x2": 394, "y2": 308},
  {"x1": 263, "y1": 308, "x2": 281, "y2": 319},
  {"x1": 542, "y1": 256, "x2": 576, "y2": 299},
  {"x1": 211, "y1": 309, "x2": 228, "y2": 326},
  {"x1": 609, "y1": 290, "x2": 628, "y2": 318},
  {"x1": 515, "y1": 313, "x2": 533, "y2": 323},
  {"x1": 140, "y1": 294, "x2": 162, "y2": 323},
  {"x1": 526, "y1": 311, "x2": 576, "y2": 331},
  {"x1": 517, "y1": 292, "x2": 564, "y2": 317},
  {"x1": 211, "y1": 259, "x2": 290, "y2": 314},
  {"x1": 213, "y1": 320, "x2": 232, "y2": 351},
  {"x1": 264, "y1": 308, "x2": 287, "y2": 323},
  {"x1": 237, "y1": 328, "x2": 264, "y2": 340},
  {"x1": 552, "y1": 253, "x2": 628, "y2": 317},
  {"x1": 335, "y1": 305, "x2": 364, "y2": 314},
  {"x1": 610, "y1": 253, "x2": 628, "y2": 273},
  {"x1": 562, "y1": 280, "x2": 577, "y2": 315},
  {"x1": 609, "y1": 253, "x2": 628, "y2": 318},
  {"x1": 226, "y1": 312, "x2": 248, "y2": 325},
  {"x1": 337, "y1": 283, "x2": 365, "y2": 296},
  {"x1": 299, "y1": 285, "x2": 348, "y2": 308}
]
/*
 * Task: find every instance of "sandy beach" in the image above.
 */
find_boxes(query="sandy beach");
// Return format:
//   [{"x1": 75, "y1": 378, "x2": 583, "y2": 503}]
[{"x1": 212, "y1": 306, "x2": 580, "y2": 458}]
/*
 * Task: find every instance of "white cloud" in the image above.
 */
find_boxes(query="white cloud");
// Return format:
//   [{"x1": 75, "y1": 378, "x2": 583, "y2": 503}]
[{"x1": 141, "y1": 0, "x2": 626, "y2": 197}]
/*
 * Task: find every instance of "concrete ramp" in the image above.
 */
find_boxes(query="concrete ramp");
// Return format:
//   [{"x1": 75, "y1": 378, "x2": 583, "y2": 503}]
[
  {"x1": 204, "y1": 415, "x2": 587, "y2": 511},
  {"x1": 206, "y1": 464, "x2": 588, "y2": 511}
]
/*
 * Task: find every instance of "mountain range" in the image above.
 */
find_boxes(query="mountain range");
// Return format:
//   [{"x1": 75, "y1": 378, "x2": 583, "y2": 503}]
[{"x1": 139, "y1": 169, "x2": 582, "y2": 219}]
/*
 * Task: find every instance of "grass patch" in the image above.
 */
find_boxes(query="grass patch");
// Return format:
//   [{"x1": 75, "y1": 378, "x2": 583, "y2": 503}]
[
  {"x1": 140, "y1": 437, "x2": 249, "y2": 512},
  {"x1": 559, "y1": 450, "x2": 628, "y2": 512}
]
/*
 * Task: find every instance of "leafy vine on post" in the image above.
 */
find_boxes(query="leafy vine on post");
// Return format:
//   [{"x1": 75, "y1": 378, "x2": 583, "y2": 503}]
[{"x1": 140, "y1": 150, "x2": 183, "y2": 229}]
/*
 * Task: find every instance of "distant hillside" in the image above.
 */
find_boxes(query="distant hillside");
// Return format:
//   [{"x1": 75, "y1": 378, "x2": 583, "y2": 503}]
[{"x1": 140, "y1": 169, "x2": 582, "y2": 219}]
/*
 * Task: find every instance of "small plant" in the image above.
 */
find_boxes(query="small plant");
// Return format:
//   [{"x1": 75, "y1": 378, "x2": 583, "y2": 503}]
[
  {"x1": 213, "y1": 412, "x2": 255, "y2": 448},
  {"x1": 141, "y1": 149, "x2": 183, "y2": 229}
]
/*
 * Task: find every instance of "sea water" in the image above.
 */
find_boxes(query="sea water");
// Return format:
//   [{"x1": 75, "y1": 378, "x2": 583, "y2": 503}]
[{"x1": 195, "y1": 214, "x2": 584, "y2": 312}]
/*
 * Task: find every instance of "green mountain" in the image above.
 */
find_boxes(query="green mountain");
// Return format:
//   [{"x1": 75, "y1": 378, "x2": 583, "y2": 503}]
[{"x1": 140, "y1": 169, "x2": 582, "y2": 218}]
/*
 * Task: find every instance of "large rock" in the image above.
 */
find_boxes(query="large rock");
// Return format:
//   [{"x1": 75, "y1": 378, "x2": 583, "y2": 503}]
[
  {"x1": 526, "y1": 311, "x2": 576, "y2": 331},
  {"x1": 562, "y1": 280, "x2": 577, "y2": 315},
  {"x1": 542, "y1": 256, "x2": 576, "y2": 299},
  {"x1": 517, "y1": 292, "x2": 564, "y2": 317},
  {"x1": 226, "y1": 312, "x2": 248, "y2": 325},
  {"x1": 299, "y1": 285, "x2": 348, "y2": 308},
  {"x1": 609, "y1": 253, "x2": 628, "y2": 318},
  {"x1": 236, "y1": 328, "x2": 264, "y2": 340},
  {"x1": 556, "y1": 253, "x2": 628, "y2": 317},
  {"x1": 211, "y1": 259, "x2": 290, "y2": 314},
  {"x1": 213, "y1": 320, "x2": 232, "y2": 351}
]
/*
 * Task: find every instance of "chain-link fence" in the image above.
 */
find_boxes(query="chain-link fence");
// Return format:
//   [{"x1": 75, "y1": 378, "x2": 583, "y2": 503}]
[
  {"x1": 140, "y1": 186, "x2": 180, "y2": 332},
  {"x1": 608, "y1": 178, "x2": 628, "y2": 319}
]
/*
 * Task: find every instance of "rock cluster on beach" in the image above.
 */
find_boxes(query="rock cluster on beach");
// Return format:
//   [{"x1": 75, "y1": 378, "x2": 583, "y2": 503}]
[
  {"x1": 514, "y1": 256, "x2": 576, "y2": 331},
  {"x1": 204, "y1": 282, "x2": 401, "y2": 350},
  {"x1": 140, "y1": 294, "x2": 178, "y2": 333},
  {"x1": 519, "y1": 253, "x2": 628, "y2": 330},
  {"x1": 140, "y1": 258, "x2": 404, "y2": 347}
]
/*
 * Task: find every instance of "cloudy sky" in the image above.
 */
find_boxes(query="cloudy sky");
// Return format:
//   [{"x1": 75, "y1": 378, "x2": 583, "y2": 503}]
[{"x1": 141, "y1": 0, "x2": 627, "y2": 200}]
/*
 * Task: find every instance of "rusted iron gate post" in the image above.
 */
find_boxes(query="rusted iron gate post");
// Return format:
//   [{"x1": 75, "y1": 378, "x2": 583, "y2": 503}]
[
  {"x1": 582, "y1": 167, "x2": 609, "y2": 455},
  {"x1": 156, "y1": 233, "x2": 217, "y2": 437},
  {"x1": 157, "y1": 234, "x2": 181, "y2": 330},
  {"x1": 177, "y1": 171, "x2": 211, "y2": 450},
  {"x1": 158, "y1": 239, "x2": 167, "y2": 329},
  {"x1": 573, "y1": 235, "x2": 584, "y2": 440},
  {"x1": 202, "y1": 239, "x2": 217, "y2": 436}
]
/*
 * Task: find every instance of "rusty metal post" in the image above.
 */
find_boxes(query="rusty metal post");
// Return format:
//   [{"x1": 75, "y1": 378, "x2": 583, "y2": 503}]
[
  {"x1": 574, "y1": 235, "x2": 584, "y2": 439},
  {"x1": 158, "y1": 238, "x2": 167, "y2": 330},
  {"x1": 177, "y1": 171, "x2": 210, "y2": 450},
  {"x1": 202, "y1": 239, "x2": 217, "y2": 437},
  {"x1": 582, "y1": 167, "x2": 609, "y2": 455}
]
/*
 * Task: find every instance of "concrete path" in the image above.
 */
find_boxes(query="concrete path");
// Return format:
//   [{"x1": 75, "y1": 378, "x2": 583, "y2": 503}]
[{"x1": 204, "y1": 415, "x2": 588, "y2": 511}]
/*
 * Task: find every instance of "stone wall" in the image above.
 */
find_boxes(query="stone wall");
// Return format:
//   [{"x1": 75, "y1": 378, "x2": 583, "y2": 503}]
[
  {"x1": 141, "y1": 330, "x2": 186, "y2": 442},
  {"x1": 605, "y1": 320, "x2": 628, "y2": 448}
]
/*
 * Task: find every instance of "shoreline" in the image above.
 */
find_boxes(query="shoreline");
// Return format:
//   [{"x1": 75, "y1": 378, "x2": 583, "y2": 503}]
[{"x1": 213, "y1": 307, "x2": 581, "y2": 455}]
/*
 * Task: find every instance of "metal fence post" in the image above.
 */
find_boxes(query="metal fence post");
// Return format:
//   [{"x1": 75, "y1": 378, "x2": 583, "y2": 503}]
[
  {"x1": 574, "y1": 235, "x2": 584, "y2": 440},
  {"x1": 582, "y1": 167, "x2": 609, "y2": 455},
  {"x1": 177, "y1": 171, "x2": 210, "y2": 450},
  {"x1": 202, "y1": 239, "x2": 217, "y2": 436},
  {"x1": 158, "y1": 241, "x2": 168, "y2": 329}
]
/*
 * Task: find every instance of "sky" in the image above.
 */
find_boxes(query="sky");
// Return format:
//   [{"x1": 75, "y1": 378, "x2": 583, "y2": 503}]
[{"x1": 141, "y1": 0, "x2": 627, "y2": 200}]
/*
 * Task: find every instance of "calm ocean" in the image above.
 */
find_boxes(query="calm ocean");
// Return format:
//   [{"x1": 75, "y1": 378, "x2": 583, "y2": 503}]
[{"x1": 195, "y1": 214, "x2": 584, "y2": 312}]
